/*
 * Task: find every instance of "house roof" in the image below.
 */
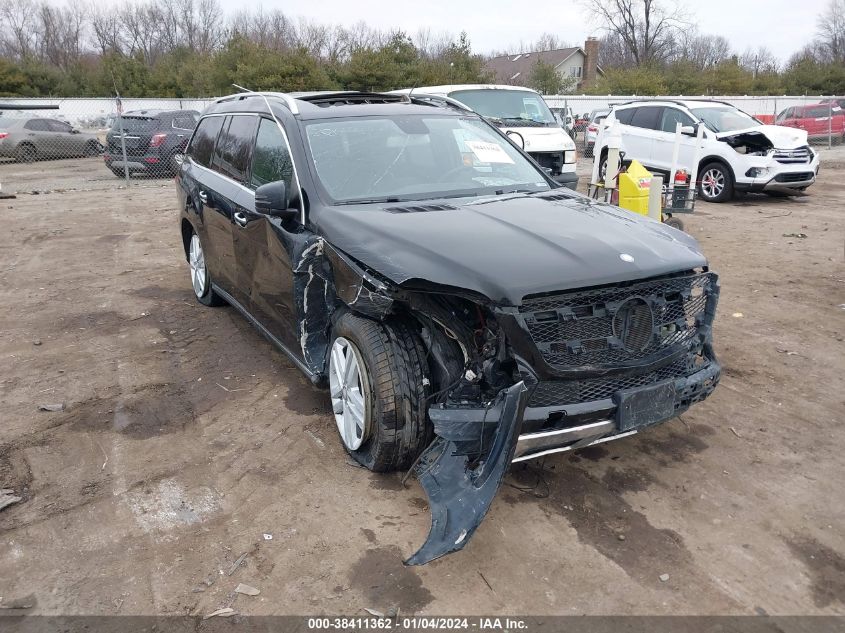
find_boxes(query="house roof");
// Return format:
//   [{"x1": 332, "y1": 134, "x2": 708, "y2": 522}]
[{"x1": 485, "y1": 47, "x2": 581, "y2": 83}]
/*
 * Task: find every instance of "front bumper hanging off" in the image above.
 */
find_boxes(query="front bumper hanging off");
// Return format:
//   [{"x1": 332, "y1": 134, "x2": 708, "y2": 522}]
[{"x1": 406, "y1": 361, "x2": 720, "y2": 565}]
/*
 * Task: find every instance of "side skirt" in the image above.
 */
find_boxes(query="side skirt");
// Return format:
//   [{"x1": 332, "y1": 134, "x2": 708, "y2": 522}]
[{"x1": 211, "y1": 283, "x2": 319, "y2": 383}]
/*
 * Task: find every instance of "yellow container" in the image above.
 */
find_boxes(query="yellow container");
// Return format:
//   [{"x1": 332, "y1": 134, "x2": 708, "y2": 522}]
[{"x1": 617, "y1": 160, "x2": 653, "y2": 216}]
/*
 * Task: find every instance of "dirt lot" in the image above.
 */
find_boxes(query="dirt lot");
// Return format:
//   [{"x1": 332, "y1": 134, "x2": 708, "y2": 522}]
[{"x1": 1, "y1": 153, "x2": 844, "y2": 617}]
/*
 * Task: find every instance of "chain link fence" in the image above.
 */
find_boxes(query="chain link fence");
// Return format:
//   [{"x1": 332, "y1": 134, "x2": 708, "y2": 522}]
[
  {"x1": 0, "y1": 97, "x2": 213, "y2": 195},
  {"x1": 0, "y1": 95, "x2": 842, "y2": 195}
]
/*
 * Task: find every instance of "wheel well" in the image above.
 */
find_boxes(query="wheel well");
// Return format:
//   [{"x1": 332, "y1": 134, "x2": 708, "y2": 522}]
[
  {"x1": 180, "y1": 219, "x2": 193, "y2": 260},
  {"x1": 698, "y1": 156, "x2": 735, "y2": 182}
]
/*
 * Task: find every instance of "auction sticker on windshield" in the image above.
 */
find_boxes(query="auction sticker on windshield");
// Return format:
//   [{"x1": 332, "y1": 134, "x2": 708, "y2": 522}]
[{"x1": 465, "y1": 140, "x2": 515, "y2": 164}]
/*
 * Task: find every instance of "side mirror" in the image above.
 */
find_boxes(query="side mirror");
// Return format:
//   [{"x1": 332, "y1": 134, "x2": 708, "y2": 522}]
[
  {"x1": 680, "y1": 124, "x2": 698, "y2": 137},
  {"x1": 255, "y1": 181, "x2": 297, "y2": 220},
  {"x1": 70, "y1": 128, "x2": 80, "y2": 134}
]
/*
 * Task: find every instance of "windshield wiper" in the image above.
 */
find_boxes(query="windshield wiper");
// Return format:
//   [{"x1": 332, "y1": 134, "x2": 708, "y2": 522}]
[{"x1": 335, "y1": 197, "x2": 403, "y2": 206}]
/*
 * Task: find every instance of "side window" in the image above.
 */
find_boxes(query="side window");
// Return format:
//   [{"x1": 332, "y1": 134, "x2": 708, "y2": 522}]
[
  {"x1": 776, "y1": 108, "x2": 791, "y2": 122},
  {"x1": 659, "y1": 107, "x2": 695, "y2": 133},
  {"x1": 629, "y1": 106, "x2": 663, "y2": 130},
  {"x1": 807, "y1": 106, "x2": 829, "y2": 118},
  {"x1": 615, "y1": 108, "x2": 635, "y2": 125},
  {"x1": 47, "y1": 120, "x2": 72, "y2": 133},
  {"x1": 250, "y1": 117, "x2": 294, "y2": 193},
  {"x1": 212, "y1": 115, "x2": 259, "y2": 184},
  {"x1": 188, "y1": 116, "x2": 224, "y2": 168},
  {"x1": 25, "y1": 119, "x2": 48, "y2": 131}
]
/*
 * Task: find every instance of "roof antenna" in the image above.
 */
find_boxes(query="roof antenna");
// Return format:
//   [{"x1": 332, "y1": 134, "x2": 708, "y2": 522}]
[{"x1": 405, "y1": 83, "x2": 417, "y2": 103}]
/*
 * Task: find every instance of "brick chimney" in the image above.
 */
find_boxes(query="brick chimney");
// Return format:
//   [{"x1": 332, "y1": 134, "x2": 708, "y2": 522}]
[{"x1": 583, "y1": 37, "x2": 600, "y2": 87}]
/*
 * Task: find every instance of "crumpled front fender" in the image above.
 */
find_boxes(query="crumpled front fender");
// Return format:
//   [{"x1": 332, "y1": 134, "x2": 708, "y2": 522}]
[{"x1": 405, "y1": 382, "x2": 529, "y2": 566}]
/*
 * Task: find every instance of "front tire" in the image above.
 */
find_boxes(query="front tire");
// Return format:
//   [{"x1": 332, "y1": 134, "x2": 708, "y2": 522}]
[
  {"x1": 188, "y1": 231, "x2": 224, "y2": 306},
  {"x1": 329, "y1": 312, "x2": 431, "y2": 472},
  {"x1": 698, "y1": 162, "x2": 733, "y2": 203}
]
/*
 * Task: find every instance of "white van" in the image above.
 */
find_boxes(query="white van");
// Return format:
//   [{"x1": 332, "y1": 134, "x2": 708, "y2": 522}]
[{"x1": 394, "y1": 85, "x2": 579, "y2": 189}]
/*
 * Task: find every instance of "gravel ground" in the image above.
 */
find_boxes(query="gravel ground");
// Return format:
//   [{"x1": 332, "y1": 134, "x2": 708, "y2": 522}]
[{"x1": 0, "y1": 154, "x2": 843, "y2": 616}]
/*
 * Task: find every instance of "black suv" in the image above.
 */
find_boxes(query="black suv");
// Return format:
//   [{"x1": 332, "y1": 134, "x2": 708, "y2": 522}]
[
  {"x1": 176, "y1": 91, "x2": 721, "y2": 565},
  {"x1": 105, "y1": 109, "x2": 199, "y2": 177}
]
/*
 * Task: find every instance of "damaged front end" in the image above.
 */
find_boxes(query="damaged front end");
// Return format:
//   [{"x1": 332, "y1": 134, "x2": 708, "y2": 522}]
[
  {"x1": 308, "y1": 241, "x2": 721, "y2": 566},
  {"x1": 399, "y1": 269, "x2": 722, "y2": 565}
]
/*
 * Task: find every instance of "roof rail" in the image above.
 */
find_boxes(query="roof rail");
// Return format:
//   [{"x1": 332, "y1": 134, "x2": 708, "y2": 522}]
[
  {"x1": 215, "y1": 91, "x2": 300, "y2": 115},
  {"x1": 408, "y1": 93, "x2": 474, "y2": 112},
  {"x1": 612, "y1": 97, "x2": 734, "y2": 109}
]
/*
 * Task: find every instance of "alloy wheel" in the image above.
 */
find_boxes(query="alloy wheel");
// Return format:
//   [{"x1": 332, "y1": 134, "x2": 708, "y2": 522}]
[
  {"x1": 329, "y1": 337, "x2": 370, "y2": 451},
  {"x1": 188, "y1": 234, "x2": 207, "y2": 298},
  {"x1": 701, "y1": 168, "x2": 725, "y2": 199}
]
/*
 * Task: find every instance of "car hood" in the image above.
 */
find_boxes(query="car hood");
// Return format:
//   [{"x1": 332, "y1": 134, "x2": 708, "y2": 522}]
[
  {"x1": 716, "y1": 124, "x2": 808, "y2": 148},
  {"x1": 316, "y1": 193, "x2": 707, "y2": 306},
  {"x1": 500, "y1": 126, "x2": 575, "y2": 151}
]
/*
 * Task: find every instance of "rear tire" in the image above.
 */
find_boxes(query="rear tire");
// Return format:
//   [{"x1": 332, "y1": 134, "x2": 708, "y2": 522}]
[
  {"x1": 16, "y1": 143, "x2": 36, "y2": 163},
  {"x1": 84, "y1": 141, "x2": 101, "y2": 157},
  {"x1": 698, "y1": 162, "x2": 733, "y2": 203},
  {"x1": 188, "y1": 230, "x2": 225, "y2": 307},
  {"x1": 329, "y1": 312, "x2": 431, "y2": 472}
]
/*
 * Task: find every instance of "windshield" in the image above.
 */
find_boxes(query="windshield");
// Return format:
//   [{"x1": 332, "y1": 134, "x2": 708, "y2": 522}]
[
  {"x1": 691, "y1": 106, "x2": 760, "y2": 133},
  {"x1": 448, "y1": 89, "x2": 556, "y2": 126},
  {"x1": 305, "y1": 115, "x2": 551, "y2": 204}
]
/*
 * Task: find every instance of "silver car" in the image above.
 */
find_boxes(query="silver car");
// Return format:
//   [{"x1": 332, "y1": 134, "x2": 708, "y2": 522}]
[{"x1": 0, "y1": 117, "x2": 103, "y2": 162}]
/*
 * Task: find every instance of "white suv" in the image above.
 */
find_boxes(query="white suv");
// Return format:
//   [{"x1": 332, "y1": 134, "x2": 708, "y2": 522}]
[{"x1": 596, "y1": 100, "x2": 821, "y2": 202}]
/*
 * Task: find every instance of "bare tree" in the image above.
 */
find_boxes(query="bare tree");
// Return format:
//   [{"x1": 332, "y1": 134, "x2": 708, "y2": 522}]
[
  {"x1": 580, "y1": 0, "x2": 682, "y2": 65},
  {"x1": 816, "y1": 0, "x2": 845, "y2": 63},
  {"x1": 414, "y1": 27, "x2": 453, "y2": 59},
  {"x1": 740, "y1": 46, "x2": 779, "y2": 77},
  {"x1": 674, "y1": 30, "x2": 732, "y2": 69},
  {"x1": 0, "y1": 0, "x2": 39, "y2": 59},
  {"x1": 90, "y1": 3, "x2": 124, "y2": 55}
]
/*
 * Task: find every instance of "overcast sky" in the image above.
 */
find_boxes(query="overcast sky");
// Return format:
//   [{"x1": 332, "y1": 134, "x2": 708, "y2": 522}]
[{"x1": 230, "y1": 0, "x2": 826, "y2": 62}]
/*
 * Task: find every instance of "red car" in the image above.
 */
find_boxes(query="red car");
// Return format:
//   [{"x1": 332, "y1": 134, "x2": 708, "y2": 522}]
[{"x1": 776, "y1": 103, "x2": 845, "y2": 142}]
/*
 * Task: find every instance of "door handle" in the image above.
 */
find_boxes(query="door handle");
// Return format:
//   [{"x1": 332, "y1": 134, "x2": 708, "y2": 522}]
[
  {"x1": 233, "y1": 211, "x2": 248, "y2": 227},
  {"x1": 198, "y1": 190, "x2": 208, "y2": 204}
]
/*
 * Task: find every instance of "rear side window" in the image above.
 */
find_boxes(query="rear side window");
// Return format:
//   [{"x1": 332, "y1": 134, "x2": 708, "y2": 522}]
[
  {"x1": 659, "y1": 107, "x2": 695, "y2": 133},
  {"x1": 615, "y1": 108, "x2": 635, "y2": 125},
  {"x1": 188, "y1": 116, "x2": 225, "y2": 168},
  {"x1": 250, "y1": 118, "x2": 294, "y2": 192},
  {"x1": 806, "y1": 106, "x2": 830, "y2": 118},
  {"x1": 48, "y1": 120, "x2": 72, "y2": 133},
  {"x1": 213, "y1": 115, "x2": 259, "y2": 184},
  {"x1": 630, "y1": 106, "x2": 663, "y2": 130},
  {"x1": 25, "y1": 119, "x2": 49, "y2": 131},
  {"x1": 173, "y1": 114, "x2": 196, "y2": 130}
]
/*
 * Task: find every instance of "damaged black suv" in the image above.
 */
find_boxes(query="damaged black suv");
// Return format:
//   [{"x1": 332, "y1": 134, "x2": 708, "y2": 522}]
[{"x1": 176, "y1": 91, "x2": 721, "y2": 565}]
